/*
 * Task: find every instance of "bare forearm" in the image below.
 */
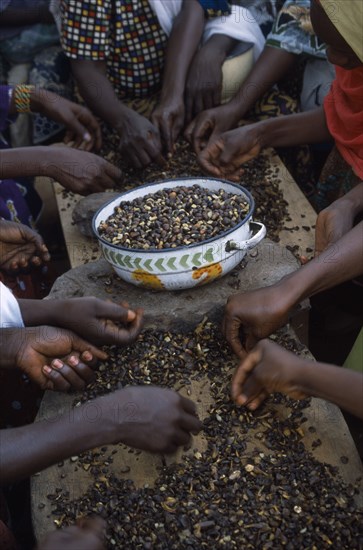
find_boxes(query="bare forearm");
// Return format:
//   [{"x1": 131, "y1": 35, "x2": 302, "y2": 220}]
[
  {"x1": 0, "y1": 405, "x2": 109, "y2": 484},
  {"x1": 0, "y1": 147, "x2": 56, "y2": 179},
  {"x1": 71, "y1": 60, "x2": 131, "y2": 131},
  {"x1": 295, "y1": 361, "x2": 363, "y2": 419},
  {"x1": 160, "y1": 0, "x2": 204, "y2": 99},
  {"x1": 228, "y1": 46, "x2": 296, "y2": 121},
  {"x1": 203, "y1": 33, "x2": 238, "y2": 62},
  {"x1": 257, "y1": 107, "x2": 332, "y2": 148},
  {"x1": 0, "y1": 5, "x2": 53, "y2": 26},
  {"x1": 336, "y1": 182, "x2": 363, "y2": 218},
  {"x1": 18, "y1": 299, "x2": 57, "y2": 326},
  {"x1": 280, "y1": 222, "x2": 363, "y2": 306}
]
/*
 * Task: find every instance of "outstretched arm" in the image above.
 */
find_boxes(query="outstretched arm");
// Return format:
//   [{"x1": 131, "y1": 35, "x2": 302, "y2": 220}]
[
  {"x1": 0, "y1": 146, "x2": 121, "y2": 195},
  {"x1": 18, "y1": 297, "x2": 144, "y2": 347},
  {"x1": 231, "y1": 339, "x2": 363, "y2": 419},
  {"x1": 223, "y1": 221, "x2": 363, "y2": 356},
  {"x1": 0, "y1": 386, "x2": 201, "y2": 484},
  {"x1": 198, "y1": 107, "x2": 331, "y2": 180}
]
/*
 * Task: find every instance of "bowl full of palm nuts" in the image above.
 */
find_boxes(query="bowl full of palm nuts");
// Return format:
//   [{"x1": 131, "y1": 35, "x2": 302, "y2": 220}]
[{"x1": 93, "y1": 178, "x2": 266, "y2": 290}]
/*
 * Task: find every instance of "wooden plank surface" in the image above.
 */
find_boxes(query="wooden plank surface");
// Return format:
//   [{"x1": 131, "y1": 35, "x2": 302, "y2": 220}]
[
  {"x1": 31, "y1": 150, "x2": 363, "y2": 543},
  {"x1": 31, "y1": 353, "x2": 363, "y2": 542}
]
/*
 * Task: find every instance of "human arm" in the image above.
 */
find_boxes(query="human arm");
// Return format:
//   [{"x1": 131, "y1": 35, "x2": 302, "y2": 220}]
[
  {"x1": 38, "y1": 518, "x2": 105, "y2": 550},
  {"x1": 28, "y1": 89, "x2": 101, "y2": 151},
  {"x1": 223, "y1": 221, "x2": 363, "y2": 356},
  {"x1": 0, "y1": 219, "x2": 50, "y2": 272},
  {"x1": 151, "y1": 0, "x2": 205, "y2": 154},
  {"x1": 18, "y1": 297, "x2": 143, "y2": 347},
  {"x1": 231, "y1": 339, "x2": 363, "y2": 419},
  {"x1": 0, "y1": 146, "x2": 122, "y2": 195},
  {"x1": 185, "y1": 33, "x2": 238, "y2": 123},
  {"x1": 0, "y1": 1, "x2": 54, "y2": 25},
  {"x1": 315, "y1": 182, "x2": 363, "y2": 255},
  {"x1": 8, "y1": 87, "x2": 102, "y2": 151},
  {"x1": 0, "y1": 326, "x2": 107, "y2": 390},
  {"x1": 185, "y1": 45, "x2": 296, "y2": 152},
  {"x1": 0, "y1": 386, "x2": 201, "y2": 484},
  {"x1": 198, "y1": 107, "x2": 331, "y2": 180},
  {"x1": 71, "y1": 60, "x2": 164, "y2": 168}
]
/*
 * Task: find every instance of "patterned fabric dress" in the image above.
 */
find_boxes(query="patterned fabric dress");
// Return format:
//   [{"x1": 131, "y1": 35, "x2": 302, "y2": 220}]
[
  {"x1": 0, "y1": 86, "x2": 38, "y2": 225},
  {"x1": 60, "y1": 0, "x2": 231, "y2": 99}
]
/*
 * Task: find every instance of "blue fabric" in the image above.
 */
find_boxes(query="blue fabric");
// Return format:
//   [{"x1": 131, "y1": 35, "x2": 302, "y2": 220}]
[{"x1": 197, "y1": 0, "x2": 231, "y2": 16}]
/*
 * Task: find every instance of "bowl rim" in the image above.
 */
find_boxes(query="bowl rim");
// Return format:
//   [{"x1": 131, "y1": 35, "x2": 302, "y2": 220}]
[{"x1": 92, "y1": 177, "x2": 255, "y2": 254}]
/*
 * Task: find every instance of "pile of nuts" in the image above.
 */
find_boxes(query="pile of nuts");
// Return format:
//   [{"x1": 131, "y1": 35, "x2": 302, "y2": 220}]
[
  {"x1": 98, "y1": 185, "x2": 250, "y2": 250},
  {"x1": 48, "y1": 324, "x2": 362, "y2": 548}
]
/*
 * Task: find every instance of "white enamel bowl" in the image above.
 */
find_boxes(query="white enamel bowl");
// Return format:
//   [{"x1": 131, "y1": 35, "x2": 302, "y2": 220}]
[{"x1": 93, "y1": 178, "x2": 266, "y2": 291}]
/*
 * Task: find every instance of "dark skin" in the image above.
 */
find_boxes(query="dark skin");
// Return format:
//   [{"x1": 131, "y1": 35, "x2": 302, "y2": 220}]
[
  {"x1": 223, "y1": 220, "x2": 363, "y2": 358},
  {"x1": 1, "y1": 385, "x2": 201, "y2": 484},
  {"x1": 231, "y1": 339, "x2": 363, "y2": 419},
  {"x1": 184, "y1": 33, "x2": 238, "y2": 125},
  {"x1": 0, "y1": 86, "x2": 121, "y2": 193},
  {"x1": 1, "y1": 325, "x2": 107, "y2": 390},
  {"x1": 18, "y1": 296, "x2": 144, "y2": 347},
  {"x1": 38, "y1": 518, "x2": 106, "y2": 550},
  {"x1": 0, "y1": 295, "x2": 143, "y2": 390},
  {"x1": 185, "y1": 46, "x2": 295, "y2": 153},
  {"x1": 71, "y1": 1, "x2": 236, "y2": 163},
  {"x1": 0, "y1": 1, "x2": 54, "y2": 26},
  {"x1": 194, "y1": 0, "x2": 362, "y2": 179},
  {"x1": 0, "y1": 219, "x2": 50, "y2": 273}
]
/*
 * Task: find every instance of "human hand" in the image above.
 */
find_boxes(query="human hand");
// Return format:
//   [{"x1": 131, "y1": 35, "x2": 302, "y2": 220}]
[
  {"x1": 101, "y1": 386, "x2": 202, "y2": 454},
  {"x1": 31, "y1": 90, "x2": 102, "y2": 151},
  {"x1": 45, "y1": 148, "x2": 122, "y2": 195},
  {"x1": 151, "y1": 96, "x2": 185, "y2": 155},
  {"x1": 0, "y1": 219, "x2": 50, "y2": 273},
  {"x1": 184, "y1": 104, "x2": 238, "y2": 155},
  {"x1": 118, "y1": 111, "x2": 166, "y2": 168},
  {"x1": 38, "y1": 517, "x2": 105, "y2": 550},
  {"x1": 222, "y1": 285, "x2": 292, "y2": 358},
  {"x1": 231, "y1": 339, "x2": 308, "y2": 410},
  {"x1": 197, "y1": 124, "x2": 262, "y2": 181},
  {"x1": 51, "y1": 297, "x2": 143, "y2": 346},
  {"x1": 11, "y1": 326, "x2": 107, "y2": 391},
  {"x1": 314, "y1": 192, "x2": 360, "y2": 256},
  {"x1": 184, "y1": 49, "x2": 223, "y2": 124}
]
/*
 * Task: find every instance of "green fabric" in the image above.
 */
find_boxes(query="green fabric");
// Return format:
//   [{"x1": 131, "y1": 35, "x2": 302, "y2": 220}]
[{"x1": 343, "y1": 328, "x2": 363, "y2": 373}]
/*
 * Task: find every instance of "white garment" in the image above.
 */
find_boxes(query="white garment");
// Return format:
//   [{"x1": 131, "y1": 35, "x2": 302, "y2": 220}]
[
  {"x1": 51, "y1": 0, "x2": 265, "y2": 60},
  {"x1": 149, "y1": 0, "x2": 265, "y2": 60},
  {"x1": 0, "y1": 282, "x2": 24, "y2": 328}
]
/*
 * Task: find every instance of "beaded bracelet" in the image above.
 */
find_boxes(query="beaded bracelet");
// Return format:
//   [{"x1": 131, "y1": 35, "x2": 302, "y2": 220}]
[{"x1": 14, "y1": 84, "x2": 35, "y2": 113}]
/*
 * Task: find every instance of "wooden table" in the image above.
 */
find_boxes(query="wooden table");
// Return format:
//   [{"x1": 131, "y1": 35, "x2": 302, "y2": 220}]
[{"x1": 32, "y1": 149, "x2": 362, "y2": 543}]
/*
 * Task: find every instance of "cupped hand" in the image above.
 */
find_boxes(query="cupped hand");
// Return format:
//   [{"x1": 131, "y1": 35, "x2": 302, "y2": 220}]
[
  {"x1": 38, "y1": 517, "x2": 106, "y2": 550},
  {"x1": 231, "y1": 339, "x2": 308, "y2": 410},
  {"x1": 222, "y1": 285, "x2": 292, "y2": 358},
  {"x1": 13, "y1": 326, "x2": 107, "y2": 391},
  {"x1": 184, "y1": 50, "x2": 223, "y2": 124},
  {"x1": 34, "y1": 91, "x2": 102, "y2": 151},
  {"x1": 45, "y1": 148, "x2": 122, "y2": 195},
  {"x1": 0, "y1": 219, "x2": 50, "y2": 273},
  {"x1": 102, "y1": 386, "x2": 202, "y2": 454},
  {"x1": 198, "y1": 124, "x2": 262, "y2": 181},
  {"x1": 52, "y1": 297, "x2": 144, "y2": 346},
  {"x1": 184, "y1": 104, "x2": 238, "y2": 155},
  {"x1": 151, "y1": 96, "x2": 185, "y2": 155},
  {"x1": 118, "y1": 111, "x2": 166, "y2": 168}
]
